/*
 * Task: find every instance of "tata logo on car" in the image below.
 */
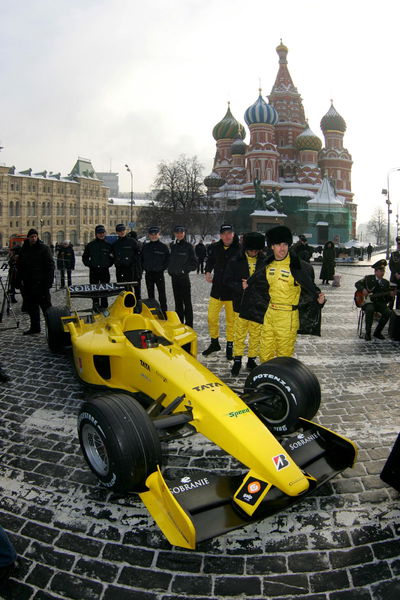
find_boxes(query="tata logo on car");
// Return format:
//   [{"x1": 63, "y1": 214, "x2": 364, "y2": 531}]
[
  {"x1": 140, "y1": 359, "x2": 150, "y2": 371},
  {"x1": 191, "y1": 382, "x2": 223, "y2": 392}
]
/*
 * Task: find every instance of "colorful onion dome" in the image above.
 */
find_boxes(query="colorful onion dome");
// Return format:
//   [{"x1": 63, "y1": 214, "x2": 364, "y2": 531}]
[
  {"x1": 244, "y1": 91, "x2": 279, "y2": 126},
  {"x1": 231, "y1": 137, "x2": 247, "y2": 155},
  {"x1": 320, "y1": 101, "x2": 346, "y2": 133},
  {"x1": 212, "y1": 104, "x2": 246, "y2": 141},
  {"x1": 276, "y1": 39, "x2": 288, "y2": 64},
  {"x1": 204, "y1": 171, "x2": 225, "y2": 188},
  {"x1": 295, "y1": 123, "x2": 322, "y2": 151}
]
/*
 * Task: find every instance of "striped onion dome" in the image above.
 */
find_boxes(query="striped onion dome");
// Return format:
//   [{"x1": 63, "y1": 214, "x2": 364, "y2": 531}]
[
  {"x1": 320, "y1": 101, "x2": 346, "y2": 133},
  {"x1": 244, "y1": 91, "x2": 279, "y2": 126},
  {"x1": 212, "y1": 104, "x2": 246, "y2": 141},
  {"x1": 204, "y1": 171, "x2": 225, "y2": 188},
  {"x1": 295, "y1": 123, "x2": 322, "y2": 151},
  {"x1": 231, "y1": 137, "x2": 247, "y2": 155}
]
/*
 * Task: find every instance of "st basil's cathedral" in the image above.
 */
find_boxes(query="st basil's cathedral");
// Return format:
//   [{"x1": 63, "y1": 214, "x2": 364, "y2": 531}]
[{"x1": 204, "y1": 42, "x2": 356, "y2": 244}]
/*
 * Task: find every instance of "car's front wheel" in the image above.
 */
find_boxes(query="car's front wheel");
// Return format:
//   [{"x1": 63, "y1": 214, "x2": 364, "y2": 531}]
[
  {"x1": 243, "y1": 357, "x2": 321, "y2": 434},
  {"x1": 78, "y1": 393, "x2": 162, "y2": 493}
]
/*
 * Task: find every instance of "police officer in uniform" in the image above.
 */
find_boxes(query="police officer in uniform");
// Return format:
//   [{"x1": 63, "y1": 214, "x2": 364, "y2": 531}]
[
  {"x1": 203, "y1": 224, "x2": 240, "y2": 359},
  {"x1": 355, "y1": 259, "x2": 393, "y2": 340},
  {"x1": 82, "y1": 225, "x2": 114, "y2": 309},
  {"x1": 389, "y1": 236, "x2": 400, "y2": 309},
  {"x1": 168, "y1": 225, "x2": 197, "y2": 327},
  {"x1": 142, "y1": 226, "x2": 169, "y2": 313},
  {"x1": 113, "y1": 223, "x2": 142, "y2": 300}
]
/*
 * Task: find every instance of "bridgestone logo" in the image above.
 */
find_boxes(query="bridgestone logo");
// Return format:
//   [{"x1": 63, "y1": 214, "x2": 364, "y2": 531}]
[{"x1": 78, "y1": 412, "x2": 106, "y2": 438}]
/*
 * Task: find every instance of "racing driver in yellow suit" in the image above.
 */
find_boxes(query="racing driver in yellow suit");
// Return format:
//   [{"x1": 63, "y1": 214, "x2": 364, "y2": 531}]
[{"x1": 240, "y1": 226, "x2": 325, "y2": 362}]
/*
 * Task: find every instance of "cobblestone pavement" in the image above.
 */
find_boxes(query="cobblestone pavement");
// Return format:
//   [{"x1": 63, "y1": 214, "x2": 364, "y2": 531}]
[{"x1": 0, "y1": 256, "x2": 399, "y2": 600}]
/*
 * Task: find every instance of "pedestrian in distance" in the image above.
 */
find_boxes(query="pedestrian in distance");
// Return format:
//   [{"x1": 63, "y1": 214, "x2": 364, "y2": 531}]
[
  {"x1": 82, "y1": 225, "x2": 114, "y2": 310},
  {"x1": 113, "y1": 223, "x2": 142, "y2": 301},
  {"x1": 202, "y1": 224, "x2": 241, "y2": 360},
  {"x1": 319, "y1": 240, "x2": 336, "y2": 285},
  {"x1": 142, "y1": 226, "x2": 169, "y2": 314},
  {"x1": 195, "y1": 239, "x2": 207, "y2": 274},
  {"x1": 168, "y1": 226, "x2": 197, "y2": 327},
  {"x1": 366, "y1": 243, "x2": 373, "y2": 261},
  {"x1": 56, "y1": 240, "x2": 75, "y2": 288},
  {"x1": 15, "y1": 228, "x2": 54, "y2": 335}
]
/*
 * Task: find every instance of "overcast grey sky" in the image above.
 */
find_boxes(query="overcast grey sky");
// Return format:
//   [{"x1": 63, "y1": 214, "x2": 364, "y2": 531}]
[{"x1": 1, "y1": 0, "x2": 400, "y2": 224}]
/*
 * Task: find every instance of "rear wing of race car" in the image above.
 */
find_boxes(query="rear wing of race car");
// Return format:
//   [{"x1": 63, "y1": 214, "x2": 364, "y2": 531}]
[{"x1": 66, "y1": 282, "x2": 137, "y2": 307}]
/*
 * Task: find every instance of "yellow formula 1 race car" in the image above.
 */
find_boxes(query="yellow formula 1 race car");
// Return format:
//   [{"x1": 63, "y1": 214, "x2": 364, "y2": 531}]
[{"x1": 46, "y1": 283, "x2": 357, "y2": 550}]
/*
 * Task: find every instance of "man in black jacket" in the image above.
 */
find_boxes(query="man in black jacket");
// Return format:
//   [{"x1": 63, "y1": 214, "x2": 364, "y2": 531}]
[
  {"x1": 203, "y1": 224, "x2": 241, "y2": 359},
  {"x1": 168, "y1": 226, "x2": 197, "y2": 326},
  {"x1": 16, "y1": 228, "x2": 54, "y2": 335},
  {"x1": 195, "y1": 239, "x2": 207, "y2": 274},
  {"x1": 113, "y1": 223, "x2": 142, "y2": 300},
  {"x1": 82, "y1": 225, "x2": 114, "y2": 309},
  {"x1": 389, "y1": 236, "x2": 400, "y2": 309},
  {"x1": 355, "y1": 259, "x2": 393, "y2": 340},
  {"x1": 142, "y1": 226, "x2": 169, "y2": 313},
  {"x1": 56, "y1": 240, "x2": 75, "y2": 288}
]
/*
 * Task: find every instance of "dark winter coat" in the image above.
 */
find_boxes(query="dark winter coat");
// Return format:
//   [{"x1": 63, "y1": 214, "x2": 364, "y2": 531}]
[
  {"x1": 82, "y1": 238, "x2": 114, "y2": 269},
  {"x1": 56, "y1": 245, "x2": 75, "y2": 271},
  {"x1": 319, "y1": 243, "x2": 335, "y2": 281},
  {"x1": 142, "y1": 240, "x2": 169, "y2": 272},
  {"x1": 389, "y1": 250, "x2": 400, "y2": 282},
  {"x1": 240, "y1": 251, "x2": 323, "y2": 334},
  {"x1": 224, "y1": 251, "x2": 266, "y2": 313},
  {"x1": 16, "y1": 239, "x2": 55, "y2": 291},
  {"x1": 113, "y1": 235, "x2": 142, "y2": 278},
  {"x1": 168, "y1": 239, "x2": 197, "y2": 275},
  {"x1": 205, "y1": 237, "x2": 241, "y2": 301},
  {"x1": 195, "y1": 242, "x2": 207, "y2": 260}
]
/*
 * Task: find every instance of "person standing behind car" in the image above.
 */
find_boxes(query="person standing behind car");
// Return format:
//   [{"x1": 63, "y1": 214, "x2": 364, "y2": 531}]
[
  {"x1": 195, "y1": 239, "x2": 207, "y2": 274},
  {"x1": 82, "y1": 225, "x2": 114, "y2": 309},
  {"x1": 15, "y1": 228, "x2": 54, "y2": 335},
  {"x1": 168, "y1": 226, "x2": 197, "y2": 326},
  {"x1": 203, "y1": 224, "x2": 241, "y2": 359},
  {"x1": 142, "y1": 226, "x2": 169, "y2": 313},
  {"x1": 113, "y1": 223, "x2": 142, "y2": 300},
  {"x1": 56, "y1": 240, "x2": 75, "y2": 288}
]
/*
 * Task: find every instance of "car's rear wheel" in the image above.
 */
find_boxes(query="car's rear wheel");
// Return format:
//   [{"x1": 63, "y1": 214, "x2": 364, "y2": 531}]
[
  {"x1": 243, "y1": 357, "x2": 320, "y2": 434},
  {"x1": 78, "y1": 393, "x2": 162, "y2": 493},
  {"x1": 46, "y1": 306, "x2": 71, "y2": 353}
]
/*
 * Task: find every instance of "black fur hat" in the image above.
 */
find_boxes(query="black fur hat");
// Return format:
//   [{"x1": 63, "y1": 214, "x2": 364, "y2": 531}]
[
  {"x1": 243, "y1": 232, "x2": 265, "y2": 250},
  {"x1": 265, "y1": 225, "x2": 293, "y2": 248}
]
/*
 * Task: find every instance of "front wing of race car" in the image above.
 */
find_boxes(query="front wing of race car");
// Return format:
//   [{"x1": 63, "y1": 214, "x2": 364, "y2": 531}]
[{"x1": 139, "y1": 418, "x2": 357, "y2": 549}]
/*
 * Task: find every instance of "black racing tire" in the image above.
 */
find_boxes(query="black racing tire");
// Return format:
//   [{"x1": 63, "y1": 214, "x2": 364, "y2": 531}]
[
  {"x1": 78, "y1": 393, "x2": 162, "y2": 493},
  {"x1": 46, "y1": 306, "x2": 71, "y2": 353},
  {"x1": 243, "y1": 357, "x2": 321, "y2": 434}
]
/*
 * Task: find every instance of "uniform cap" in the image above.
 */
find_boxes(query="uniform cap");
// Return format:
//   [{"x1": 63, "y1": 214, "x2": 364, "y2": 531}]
[
  {"x1": 148, "y1": 226, "x2": 160, "y2": 234},
  {"x1": 95, "y1": 224, "x2": 106, "y2": 234},
  {"x1": 266, "y1": 225, "x2": 293, "y2": 248},
  {"x1": 174, "y1": 225, "x2": 185, "y2": 232},
  {"x1": 372, "y1": 259, "x2": 387, "y2": 270},
  {"x1": 220, "y1": 224, "x2": 233, "y2": 233},
  {"x1": 243, "y1": 232, "x2": 265, "y2": 250},
  {"x1": 116, "y1": 223, "x2": 126, "y2": 232}
]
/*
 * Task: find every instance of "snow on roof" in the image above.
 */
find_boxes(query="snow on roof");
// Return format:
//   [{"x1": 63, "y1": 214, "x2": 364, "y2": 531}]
[
  {"x1": 109, "y1": 197, "x2": 152, "y2": 207},
  {"x1": 307, "y1": 177, "x2": 344, "y2": 205},
  {"x1": 280, "y1": 188, "x2": 315, "y2": 198},
  {"x1": 251, "y1": 209, "x2": 287, "y2": 217},
  {"x1": 316, "y1": 221, "x2": 329, "y2": 226}
]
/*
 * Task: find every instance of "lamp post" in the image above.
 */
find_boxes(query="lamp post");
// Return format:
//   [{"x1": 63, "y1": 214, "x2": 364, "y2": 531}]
[
  {"x1": 382, "y1": 168, "x2": 400, "y2": 259},
  {"x1": 39, "y1": 218, "x2": 44, "y2": 240},
  {"x1": 125, "y1": 164, "x2": 134, "y2": 227}
]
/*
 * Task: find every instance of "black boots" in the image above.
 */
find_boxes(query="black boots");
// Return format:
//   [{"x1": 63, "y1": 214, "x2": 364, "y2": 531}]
[
  {"x1": 0, "y1": 366, "x2": 10, "y2": 383},
  {"x1": 365, "y1": 330, "x2": 371, "y2": 341},
  {"x1": 246, "y1": 357, "x2": 257, "y2": 371},
  {"x1": 202, "y1": 338, "x2": 221, "y2": 356},
  {"x1": 231, "y1": 356, "x2": 242, "y2": 376},
  {"x1": 226, "y1": 342, "x2": 233, "y2": 360},
  {"x1": 373, "y1": 328, "x2": 385, "y2": 340}
]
